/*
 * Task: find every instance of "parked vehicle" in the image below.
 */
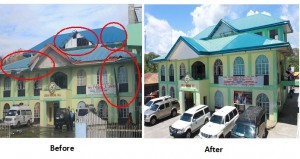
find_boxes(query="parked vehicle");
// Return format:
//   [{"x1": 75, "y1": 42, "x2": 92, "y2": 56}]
[
  {"x1": 4, "y1": 105, "x2": 33, "y2": 128},
  {"x1": 142, "y1": 96, "x2": 172, "y2": 113},
  {"x1": 144, "y1": 98, "x2": 180, "y2": 125},
  {"x1": 231, "y1": 106, "x2": 267, "y2": 138},
  {"x1": 54, "y1": 108, "x2": 70, "y2": 130},
  {"x1": 169, "y1": 105, "x2": 210, "y2": 138},
  {"x1": 199, "y1": 106, "x2": 239, "y2": 138}
]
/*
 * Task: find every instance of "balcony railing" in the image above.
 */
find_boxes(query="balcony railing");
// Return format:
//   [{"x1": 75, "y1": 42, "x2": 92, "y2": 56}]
[
  {"x1": 3, "y1": 90, "x2": 10, "y2": 97},
  {"x1": 77, "y1": 86, "x2": 86, "y2": 94},
  {"x1": 18, "y1": 89, "x2": 25, "y2": 97}
]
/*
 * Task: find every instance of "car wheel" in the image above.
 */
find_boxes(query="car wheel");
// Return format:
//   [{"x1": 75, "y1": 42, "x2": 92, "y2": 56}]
[
  {"x1": 204, "y1": 119, "x2": 208, "y2": 124},
  {"x1": 150, "y1": 117, "x2": 157, "y2": 125},
  {"x1": 186, "y1": 130, "x2": 191, "y2": 138},
  {"x1": 171, "y1": 110, "x2": 177, "y2": 117},
  {"x1": 219, "y1": 134, "x2": 224, "y2": 138},
  {"x1": 27, "y1": 120, "x2": 31, "y2": 127}
]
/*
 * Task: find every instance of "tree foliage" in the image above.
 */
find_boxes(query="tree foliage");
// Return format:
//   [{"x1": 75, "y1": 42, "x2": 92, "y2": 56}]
[
  {"x1": 288, "y1": 48, "x2": 299, "y2": 72},
  {"x1": 144, "y1": 52, "x2": 159, "y2": 73}
]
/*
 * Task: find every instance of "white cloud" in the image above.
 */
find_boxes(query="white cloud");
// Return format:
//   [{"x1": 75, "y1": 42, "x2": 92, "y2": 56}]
[
  {"x1": 189, "y1": 5, "x2": 230, "y2": 36},
  {"x1": 280, "y1": 5, "x2": 299, "y2": 48},
  {"x1": 0, "y1": 4, "x2": 128, "y2": 56},
  {"x1": 145, "y1": 13, "x2": 186, "y2": 55},
  {"x1": 246, "y1": 10, "x2": 271, "y2": 16}
]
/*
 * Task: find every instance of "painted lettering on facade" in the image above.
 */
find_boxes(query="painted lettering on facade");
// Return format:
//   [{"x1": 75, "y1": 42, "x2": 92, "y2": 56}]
[
  {"x1": 86, "y1": 84, "x2": 116, "y2": 95},
  {"x1": 219, "y1": 76, "x2": 264, "y2": 86}
]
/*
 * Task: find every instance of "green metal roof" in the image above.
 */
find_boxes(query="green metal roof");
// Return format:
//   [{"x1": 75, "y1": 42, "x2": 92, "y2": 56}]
[
  {"x1": 194, "y1": 14, "x2": 292, "y2": 40},
  {"x1": 127, "y1": 23, "x2": 142, "y2": 46}
]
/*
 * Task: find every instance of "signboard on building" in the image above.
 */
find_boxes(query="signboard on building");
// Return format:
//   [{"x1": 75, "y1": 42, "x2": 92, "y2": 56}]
[
  {"x1": 219, "y1": 76, "x2": 264, "y2": 86},
  {"x1": 233, "y1": 91, "x2": 252, "y2": 105},
  {"x1": 86, "y1": 84, "x2": 116, "y2": 95}
]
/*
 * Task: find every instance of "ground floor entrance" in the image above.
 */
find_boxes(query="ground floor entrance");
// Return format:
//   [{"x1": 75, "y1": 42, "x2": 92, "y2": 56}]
[
  {"x1": 184, "y1": 91, "x2": 194, "y2": 110},
  {"x1": 46, "y1": 101, "x2": 59, "y2": 126}
]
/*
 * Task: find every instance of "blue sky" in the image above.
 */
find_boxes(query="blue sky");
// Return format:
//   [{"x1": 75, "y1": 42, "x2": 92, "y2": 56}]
[
  {"x1": 145, "y1": 4, "x2": 299, "y2": 55},
  {"x1": 0, "y1": 4, "x2": 128, "y2": 56}
]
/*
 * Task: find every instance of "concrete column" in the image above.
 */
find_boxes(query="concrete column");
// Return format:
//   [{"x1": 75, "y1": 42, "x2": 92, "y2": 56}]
[
  {"x1": 196, "y1": 92, "x2": 200, "y2": 105},
  {"x1": 179, "y1": 91, "x2": 184, "y2": 114}
]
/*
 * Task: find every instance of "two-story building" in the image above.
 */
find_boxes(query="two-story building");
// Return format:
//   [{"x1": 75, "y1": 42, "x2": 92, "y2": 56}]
[
  {"x1": 0, "y1": 24, "x2": 142, "y2": 127},
  {"x1": 151, "y1": 14, "x2": 297, "y2": 122}
]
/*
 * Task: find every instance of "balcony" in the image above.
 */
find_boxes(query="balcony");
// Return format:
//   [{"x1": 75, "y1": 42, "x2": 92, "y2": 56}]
[
  {"x1": 3, "y1": 90, "x2": 10, "y2": 97},
  {"x1": 18, "y1": 89, "x2": 25, "y2": 97}
]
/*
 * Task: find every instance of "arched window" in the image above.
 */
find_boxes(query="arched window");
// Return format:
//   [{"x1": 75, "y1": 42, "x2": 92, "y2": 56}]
[
  {"x1": 34, "y1": 102, "x2": 40, "y2": 123},
  {"x1": 98, "y1": 100, "x2": 108, "y2": 120},
  {"x1": 169, "y1": 64, "x2": 174, "y2": 81},
  {"x1": 161, "y1": 65, "x2": 165, "y2": 81},
  {"x1": 97, "y1": 68, "x2": 108, "y2": 84},
  {"x1": 78, "y1": 101, "x2": 86, "y2": 109},
  {"x1": 191, "y1": 61, "x2": 205, "y2": 80},
  {"x1": 3, "y1": 103, "x2": 10, "y2": 119},
  {"x1": 77, "y1": 69, "x2": 86, "y2": 94},
  {"x1": 179, "y1": 63, "x2": 186, "y2": 80},
  {"x1": 3, "y1": 77, "x2": 11, "y2": 97},
  {"x1": 161, "y1": 86, "x2": 166, "y2": 96},
  {"x1": 118, "y1": 66, "x2": 128, "y2": 92},
  {"x1": 118, "y1": 99, "x2": 129, "y2": 124},
  {"x1": 214, "y1": 59, "x2": 223, "y2": 84},
  {"x1": 34, "y1": 74, "x2": 42, "y2": 96},
  {"x1": 256, "y1": 93, "x2": 269, "y2": 119},
  {"x1": 233, "y1": 57, "x2": 245, "y2": 76},
  {"x1": 170, "y1": 87, "x2": 175, "y2": 98},
  {"x1": 51, "y1": 72, "x2": 68, "y2": 89},
  {"x1": 215, "y1": 90, "x2": 224, "y2": 109},
  {"x1": 18, "y1": 75, "x2": 25, "y2": 97},
  {"x1": 256, "y1": 55, "x2": 269, "y2": 85}
]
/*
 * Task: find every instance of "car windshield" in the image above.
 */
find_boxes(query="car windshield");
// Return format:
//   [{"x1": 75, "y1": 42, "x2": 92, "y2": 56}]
[
  {"x1": 78, "y1": 109, "x2": 89, "y2": 116},
  {"x1": 150, "y1": 104, "x2": 159, "y2": 111},
  {"x1": 6, "y1": 110, "x2": 17, "y2": 116},
  {"x1": 180, "y1": 113, "x2": 192, "y2": 122},
  {"x1": 145, "y1": 101, "x2": 153, "y2": 107},
  {"x1": 210, "y1": 115, "x2": 224, "y2": 124},
  {"x1": 232, "y1": 123, "x2": 256, "y2": 138}
]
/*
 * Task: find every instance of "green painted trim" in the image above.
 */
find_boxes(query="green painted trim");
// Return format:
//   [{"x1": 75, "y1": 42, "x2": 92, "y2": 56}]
[
  {"x1": 179, "y1": 87, "x2": 198, "y2": 92},
  {"x1": 227, "y1": 55, "x2": 230, "y2": 76},
  {"x1": 248, "y1": 53, "x2": 252, "y2": 75},
  {"x1": 227, "y1": 87, "x2": 231, "y2": 105},
  {"x1": 43, "y1": 101, "x2": 47, "y2": 127},
  {"x1": 43, "y1": 98, "x2": 64, "y2": 102},
  {"x1": 187, "y1": 59, "x2": 191, "y2": 75}
]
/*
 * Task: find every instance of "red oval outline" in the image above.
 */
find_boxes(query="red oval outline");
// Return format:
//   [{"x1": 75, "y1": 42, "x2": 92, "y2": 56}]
[
  {"x1": 100, "y1": 50, "x2": 141, "y2": 108},
  {"x1": 99, "y1": 22, "x2": 128, "y2": 52},
  {"x1": 53, "y1": 26, "x2": 99, "y2": 57},
  {"x1": 0, "y1": 50, "x2": 56, "y2": 81}
]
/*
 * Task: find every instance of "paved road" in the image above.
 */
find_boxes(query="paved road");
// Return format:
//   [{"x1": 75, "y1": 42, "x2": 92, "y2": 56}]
[
  {"x1": 267, "y1": 87, "x2": 299, "y2": 138},
  {"x1": 10, "y1": 124, "x2": 75, "y2": 138}
]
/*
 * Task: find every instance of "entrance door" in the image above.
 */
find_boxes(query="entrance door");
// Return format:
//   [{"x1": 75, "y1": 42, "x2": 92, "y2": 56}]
[
  {"x1": 184, "y1": 91, "x2": 194, "y2": 111},
  {"x1": 47, "y1": 102, "x2": 60, "y2": 126}
]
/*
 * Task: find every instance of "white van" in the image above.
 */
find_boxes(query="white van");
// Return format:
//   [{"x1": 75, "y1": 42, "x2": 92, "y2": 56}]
[
  {"x1": 4, "y1": 105, "x2": 33, "y2": 128},
  {"x1": 199, "y1": 106, "x2": 239, "y2": 138}
]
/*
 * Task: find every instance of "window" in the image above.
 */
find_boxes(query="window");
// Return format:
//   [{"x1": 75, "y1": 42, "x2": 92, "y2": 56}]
[
  {"x1": 161, "y1": 65, "x2": 165, "y2": 81},
  {"x1": 215, "y1": 90, "x2": 224, "y2": 108},
  {"x1": 97, "y1": 68, "x2": 108, "y2": 85},
  {"x1": 233, "y1": 109, "x2": 238, "y2": 116},
  {"x1": 18, "y1": 75, "x2": 25, "y2": 97},
  {"x1": 77, "y1": 101, "x2": 86, "y2": 108},
  {"x1": 118, "y1": 99, "x2": 129, "y2": 124},
  {"x1": 161, "y1": 86, "x2": 166, "y2": 96},
  {"x1": 255, "y1": 55, "x2": 269, "y2": 85},
  {"x1": 118, "y1": 66, "x2": 128, "y2": 92},
  {"x1": 229, "y1": 111, "x2": 234, "y2": 119},
  {"x1": 34, "y1": 102, "x2": 40, "y2": 123},
  {"x1": 225, "y1": 115, "x2": 230, "y2": 122},
  {"x1": 3, "y1": 77, "x2": 11, "y2": 97},
  {"x1": 77, "y1": 38, "x2": 89, "y2": 47},
  {"x1": 98, "y1": 100, "x2": 108, "y2": 120},
  {"x1": 26, "y1": 110, "x2": 32, "y2": 115},
  {"x1": 214, "y1": 59, "x2": 223, "y2": 84},
  {"x1": 199, "y1": 110, "x2": 204, "y2": 117},
  {"x1": 165, "y1": 102, "x2": 170, "y2": 108},
  {"x1": 170, "y1": 87, "x2": 175, "y2": 98},
  {"x1": 51, "y1": 72, "x2": 68, "y2": 89},
  {"x1": 159, "y1": 104, "x2": 165, "y2": 110},
  {"x1": 191, "y1": 61, "x2": 205, "y2": 80},
  {"x1": 171, "y1": 101, "x2": 179, "y2": 106},
  {"x1": 169, "y1": 64, "x2": 174, "y2": 81},
  {"x1": 193, "y1": 112, "x2": 200, "y2": 119},
  {"x1": 256, "y1": 93, "x2": 269, "y2": 120},
  {"x1": 34, "y1": 74, "x2": 42, "y2": 96},
  {"x1": 77, "y1": 69, "x2": 86, "y2": 94},
  {"x1": 204, "y1": 107, "x2": 209, "y2": 114},
  {"x1": 3, "y1": 103, "x2": 10, "y2": 119},
  {"x1": 269, "y1": 29, "x2": 278, "y2": 39},
  {"x1": 233, "y1": 57, "x2": 245, "y2": 76},
  {"x1": 179, "y1": 63, "x2": 186, "y2": 79}
]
